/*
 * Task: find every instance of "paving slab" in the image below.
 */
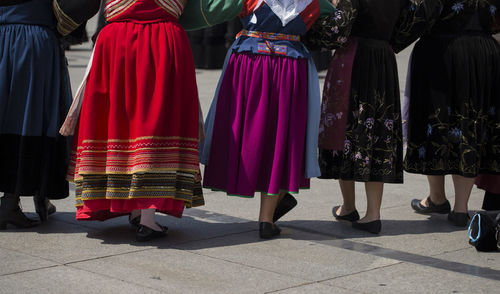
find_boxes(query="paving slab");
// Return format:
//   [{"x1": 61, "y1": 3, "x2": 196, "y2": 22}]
[
  {"x1": 434, "y1": 248, "x2": 500, "y2": 272},
  {"x1": 0, "y1": 266, "x2": 160, "y2": 294},
  {"x1": 69, "y1": 248, "x2": 307, "y2": 294},
  {"x1": 0, "y1": 248, "x2": 58, "y2": 276},
  {"x1": 270, "y1": 283, "x2": 361, "y2": 294},
  {"x1": 323, "y1": 262, "x2": 500, "y2": 294},
  {"x1": 0, "y1": 220, "x2": 153, "y2": 264},
  {"x1": 174, "y1": 228, "x2": 398, "y2": 281}
]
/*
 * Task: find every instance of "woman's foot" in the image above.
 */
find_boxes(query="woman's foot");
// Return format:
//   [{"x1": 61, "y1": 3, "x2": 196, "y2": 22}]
[
  {"x1": 332, "y1": 205, "x2": 360, "y2": 222},
  {"x1": 0, "y1": 195, "x2": 39, "y2": 229},
  {"x1": 136, "y1": 224, "x2": 168, "y2": 242},
  {"x1": 352, "y1": 219, "x2": 381, "y2": 234},
  {"x1": 34, "y1": 195, "x2": 56, "y2": 222},
  {"x1": 273, "y1": 193, "x2": 297, "y2": 222},
  {"x1": 129, "y1": 210, "x2": 141, "y2": 229},
  {"x1": 259, "y1": 222, "x2": 281, "y2": 239},
  {"x1": 411, "y1": 196, "x2": 451, "y2": 214}
]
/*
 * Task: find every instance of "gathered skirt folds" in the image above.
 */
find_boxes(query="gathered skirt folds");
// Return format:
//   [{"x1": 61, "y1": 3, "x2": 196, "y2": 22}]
[
  {"x1": 203, "y1": 52, "x2": 310, "y2": 197},
  {"x1": 319, "y1": 38, "x2": 404, "y2": 183},
  {"x1": 0, "y1": 24, "x2": 71, "y2": 198},
  {"x1": 70, "y1": 20, "x2": 204, "y2": 220},
  {"x1": 404, "y1": 34, "x2": 500, "y2": 177}
]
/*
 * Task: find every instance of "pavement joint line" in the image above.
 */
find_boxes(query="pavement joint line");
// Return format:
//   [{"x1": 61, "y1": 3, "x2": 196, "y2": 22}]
[
  {"x1": 0, "y1": 264, "x2": 61, "y2": 278},
  {"x1": 178, "y1": 209, "x2": 500, "y2": 281},
  {"x1": 63, "y1": 263, "x2": 164, "y2": 293},
  {"x1": 313, "y1": 262, "x2": 403, "y2": 284},
  {"x1": 178, "y1": 249, "x2": 313, "y2": 284},
  {"x1": 170, "y1": 228, "x2": 257, "y2": 248},
  {"x1": 264, "y1": 280, "x2": 369, "y2": 294},
  {"x1": 63, "y1": 247, "x2": 158, "y2": 266},
  {"x1": 284, "y1": 223, "x2": 500, "y2": 281}
]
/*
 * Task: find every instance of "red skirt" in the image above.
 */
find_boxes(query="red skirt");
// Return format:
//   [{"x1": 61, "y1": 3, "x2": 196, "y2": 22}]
[{"x1": 70, "y1": 19, "x2": 204, "y2": 220}]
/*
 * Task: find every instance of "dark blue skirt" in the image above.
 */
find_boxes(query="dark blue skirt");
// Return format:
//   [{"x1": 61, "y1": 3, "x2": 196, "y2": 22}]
[{"x1": 0, "y1": 23, "x2": 72, "y2": 198}]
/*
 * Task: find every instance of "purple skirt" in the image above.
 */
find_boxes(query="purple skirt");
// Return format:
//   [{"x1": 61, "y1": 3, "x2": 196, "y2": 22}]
[{"x1": 203, "y1": 52, "x2": 310, "y2": 197}]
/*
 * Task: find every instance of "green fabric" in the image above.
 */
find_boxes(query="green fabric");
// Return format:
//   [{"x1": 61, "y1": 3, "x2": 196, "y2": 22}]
[
  {"x1": 180, "y1": 0, "x2": 243, "y2": 31},
  {"x1": 318, "y1": 0, "x2": 335, "y2": 16}
]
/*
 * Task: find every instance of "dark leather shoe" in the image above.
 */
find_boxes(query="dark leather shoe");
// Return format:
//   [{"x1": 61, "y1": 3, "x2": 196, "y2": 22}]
[
  {"x1": 273, "y1": 193, "x2": 297, "y2": 222},
  {"x1": 411, "y1": 197, "x2": 451, "y2": 214},
  {"x1": 136, "y1": 225, "x2": 168, "y2": 242},
  {"x1": 259, "y1": 222, "x2": 281, "y2": 239},
  {"x1": 332, "y1": 205, "x2": 360, "y2": 222},
  {"x1": 0, "y1": 207, "x2": 39, "y2": 230},
  {"x1": 352, "y1": 220, "x2": 381, "y2": 234},
  {"x1": 447, "y1": 211, "x2": 470, "y2": 227},
  {"x1": 1, "y1": 195, "x2": 39, "y2": 229},
  {"x1": 35, "y1": 198, "x2": 56, "y2": 222}
]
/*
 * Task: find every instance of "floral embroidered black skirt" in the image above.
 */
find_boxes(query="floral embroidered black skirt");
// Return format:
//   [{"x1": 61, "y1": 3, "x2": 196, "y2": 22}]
[
  {"x1": 404, "y1": 33, "x2": 500, "y2": 178},
  {"x1": 319, "y1": 38, "x2": 404, "y2": 183}
]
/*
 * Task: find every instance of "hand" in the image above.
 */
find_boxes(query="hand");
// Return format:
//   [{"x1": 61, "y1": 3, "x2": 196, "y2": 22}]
[{"x1": 331, "y1": 0, "x2": 339, "y2": 6}]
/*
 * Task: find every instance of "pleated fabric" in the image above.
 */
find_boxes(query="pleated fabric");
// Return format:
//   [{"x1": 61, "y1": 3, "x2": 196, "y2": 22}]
[
  {"x1": 203, "y1": 52, "x2": 310, "y2": 197},
  {"x1": 319, "y1": 38, "x2": 404, "y2": 183},
  {"x1": 404, "y1": 34, "x2": 500, "y2": 177},
  {"x1": 0, "y1": 21, "x2": 71, "y2": 198},
  {"x1": 71, "y1": 13, "x2": 204, "y2": 220}
]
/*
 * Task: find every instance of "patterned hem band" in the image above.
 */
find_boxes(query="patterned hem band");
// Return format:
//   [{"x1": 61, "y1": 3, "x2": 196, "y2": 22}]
[{"x1": 236, "y1": 30, "x2": 301, "y2": 42}]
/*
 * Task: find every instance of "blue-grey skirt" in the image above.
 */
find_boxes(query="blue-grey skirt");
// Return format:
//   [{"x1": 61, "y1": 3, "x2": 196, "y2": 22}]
[{"x1": 0, "y1": 23, "x2": 72, "y2": 198}]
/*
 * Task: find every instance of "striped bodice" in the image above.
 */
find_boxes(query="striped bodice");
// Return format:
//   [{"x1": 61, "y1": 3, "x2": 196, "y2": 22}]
[{"x1": 105, "y1": 0, "x2": 186, "y2": 21}]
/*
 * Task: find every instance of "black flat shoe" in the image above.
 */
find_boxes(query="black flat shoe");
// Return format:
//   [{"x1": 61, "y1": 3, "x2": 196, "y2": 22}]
[
  {"x1": 411, "y1": 196, "x2": 451, "y2": 214},
  {"x1": 447, "y1": 211, "x2": 470, "y2": 227},
  {"x1": 0, "y1": 207, "x2": 39, "y2": 230},
  {"x1": 352, "y1": 220, "x2": 381, "y2": 234},
  {"x1": 259, "y1": 222, "x2": 281, "y2": 239},
  {"x1": 273, "y1": 193, "x2": 297, "y2": 222},
  {"x1": 136, "y1": 225, "x2": 168, "y2": 242},
  {"x1": 332, "y1": 205, "x2": 360, "y2": 222},
  {"x1": 35, "y1": 198, "x2": 56, "y2": 222}
]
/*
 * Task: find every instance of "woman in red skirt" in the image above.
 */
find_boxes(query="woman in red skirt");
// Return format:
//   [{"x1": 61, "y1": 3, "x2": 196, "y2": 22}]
[{"x1": 60, "y1": 0, "x2": 204, "y2": 242}]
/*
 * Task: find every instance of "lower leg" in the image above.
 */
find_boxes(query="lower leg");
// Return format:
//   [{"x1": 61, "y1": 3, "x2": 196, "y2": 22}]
[
  {"x1": 259, "y1": 192, "x2": 280, "y2": 223},
  {"x1": 139, "y1": 208, "x2": 162, "y2": 231},
  {"x1": 422, "y1": 175, "x2": 447, "y2": 206},
  {"x1": 337, "y1": 180, "x2": 356, "y2": 215},
  {"x1": 451, "y1": 175, "x2": 475, "y2": 213},
  {"x1": 130, "y1": 209, "x2": 141, "y2": 220},
  {"x1": 361, "y1": 182, "x2": 383, "y2": 222}
]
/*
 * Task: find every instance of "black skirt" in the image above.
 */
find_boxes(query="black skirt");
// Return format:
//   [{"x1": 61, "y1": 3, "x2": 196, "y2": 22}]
[
  {"x1": 404, "y1": 33, "x2": 500, "y2": 177},
  {"x1": 319, "y1": 38, "x2": 404, "y2": 183}
]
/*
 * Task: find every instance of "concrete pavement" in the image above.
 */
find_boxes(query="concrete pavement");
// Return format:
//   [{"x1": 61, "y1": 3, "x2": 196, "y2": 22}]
[{"x1": 0, "y1": 21, "x2": 499, "y2": 294}]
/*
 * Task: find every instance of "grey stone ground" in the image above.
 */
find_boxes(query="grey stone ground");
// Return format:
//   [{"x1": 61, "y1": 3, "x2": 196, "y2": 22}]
[{"x1": 1, "y1": 19, "x2": 499, "y2": 294}]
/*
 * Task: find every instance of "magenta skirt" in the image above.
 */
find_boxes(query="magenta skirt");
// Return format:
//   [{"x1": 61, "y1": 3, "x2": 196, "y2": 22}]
[{"x1": 203, "y1": 52, "x2": 310, "y2": 197}]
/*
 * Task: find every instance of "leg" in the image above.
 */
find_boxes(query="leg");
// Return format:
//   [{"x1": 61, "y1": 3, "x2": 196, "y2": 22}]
[
  {"x1": 482, "y1": 191, "x2": 500, "y2": 211},
  {"x1": 258, "y1": 192, "x2": 282, "y2": 239},
  {"x1": 128, "y1": 209, "x2": 141, "y2": 228},
  {"x1": 361, "y1": 182, "x2": 383, "y2": 222},
  {"x1": 259, "y1": 192, "x2": 281, "y2": 223},
  {"x1": 136, "y1": 208, "x2": 167, "y2": 242},
  {"x1": 451, "y1": 175, "x2": 475, "y2": 213},
  {"x1": 423, "y1": 175, "x2": 447, "y2": 206},
  {"x1": 336, "y1": 179, "x2": 356, "y2": 215},
  {"x1": 33, "y1": 193, "x2": 56, "y2": 221},
  {"x1": 139, "y1": 208, "x2": 162, "y2": 231}
]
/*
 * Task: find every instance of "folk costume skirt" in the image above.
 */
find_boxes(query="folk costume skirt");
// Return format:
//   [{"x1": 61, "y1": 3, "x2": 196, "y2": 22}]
[
  {"x1": 70, "y1": 19, "x2": 204, "y2": 220},
  {"x1": 0, "y1": 23, "x2": 71, "y2": 198},
  {"x1": 404, "y1": 33, "x2": 500, "y2": 177},
  {"x1": 203, "y1": 53, "x2": 310, "y2": 197},
  {"x1": 319, "y1": 38, "x2": 404, "y2": 183}
]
